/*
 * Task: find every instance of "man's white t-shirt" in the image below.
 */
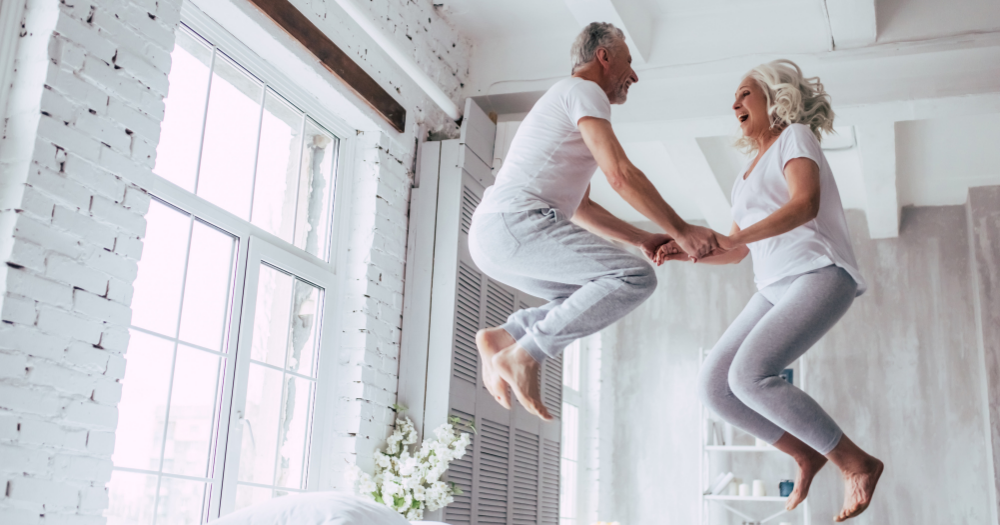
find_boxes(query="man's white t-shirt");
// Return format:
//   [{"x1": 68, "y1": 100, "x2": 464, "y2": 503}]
[
  {"x1": 731, "y1": 123, "x2": 867, "y2": 296},
  {"x1": 476, "y1": 77, "x2": 611, "y2": 218}
]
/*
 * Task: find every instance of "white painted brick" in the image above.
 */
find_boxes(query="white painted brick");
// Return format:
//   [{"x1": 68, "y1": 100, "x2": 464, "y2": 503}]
[
  {"x1": 124, "y1": 5, "x2": 174, "y2": 52},
  {"x1": 54, "y1": 455, "x2": 113, "y2": 483},
  {"x1": 27, "y1": 167, "x2": 93, "y2": 211},
  {"x1": 104, "y1": 276, "x2": 134, "y2": 305},
  {"x1": 0, "y1": 351, "x2": 29, "y2": 380},
  {"x1": 86, "y1": 430, "x2": 115, "y2": 455},
  {"x1": 6, "y1": 267, "x2": 74, "y2": 308},
  {"x1": 0, "y1": 508, "x2": 43, "y2": 525},
  {"x1": 37, "y1": 306, "x2": 105, "y2": 345},
  {"x1": 54, "y1": 13, "x2": 116, "y2": 64},
  {"x1": 13, "y1": 214, "x2": 86, "y2": 259},
  {"x1": 130, "y1": 133, "x2": 157, "y2": 168},
  {"x1": 79, "y1": 485, "x2": 110, "y2": 512},
  {"x1": 27, "y1": 359, "x2": 98, "y2": 397},
  {"x1": 32, "y1": 137, "x2": 66, "y2": 174},
  {"x1": 9, "y1": 239, "x2": 47, "y2": 273},
  {"x1": 18, "y1": 419, "x2": 64, "y2": 447},
  {"x1": 75, "y1": 111, "x2": 131, "y2": 153},
  {"x1": 39, "y1": 85, "x2": 79, "y2": 123},
  {"x1": 64, "y1": 153, "x2": 127, "y2": 203},
  {"x1": 56, "y1": 37, "x2": 87, "y2": 71},
  {"x1": 20, "y1": 186, "x2": 57, "y2": 223},
  {"x1": 98, "y1": 144, "x2": 156, "y2": 189},
  {"x1": 2, "y1": 294, "x2": 38, "y2": 325},
  {"x1": 6, "y1": 477, "x2": 79, "y2": 507},
  {"x1": 90, "y1": 194, "x2": 146, "y2": 236},
  {"x1": 115, "y1": 48, "x2": 169, "y2": 96},
  {"x1": 48, "y1": 66, "x2": 110, "y2": 111},
  {"x1": 0, "y1": 413, "x2": 19, "y2": 441},
  {"x1": 90, "y1": 378, "x2": 122, "y2": 406},
  {"x1": 51, "y1": 206, "x2": 117, "y2": 251},
  {"x1": 36, "y1": 115, "x2": 102, "y2": 163},
  {"x1": 0, "y1": 324, "x2": 69, "y2": 360},
  {"x1": 0, "y1": 445, "x2": 52, "y2": 473},
  {"x1": 80, "y1": 55, "x2": 146, "y2": 107},
  {"x1": 46, "y1": 253, "x2": 110, "y2": 296},
  {"x1": 85, "y1": 249, "x2": 138, "y2": 283},
  {"x1": 101, "y1": 327, "x2": 130, "y2": 356},
  {"x1": 73, "y1": 288, "x2": 131, "y2": 325},
  {"x1": 106, "y1": 97, "x2": 160, "y2": 142},
  {"x1": 64, "y1": 400, "x2": 117, "y2": 430},
  {"x1": 64, "y1": 341, "x2": 109, "y2": 372},
  {"x1": 112, "y1": 234, "x2": 142, "y2": 261},
  {"x1": 0, "y1": 384, "x2": 64, "y2": 417}
]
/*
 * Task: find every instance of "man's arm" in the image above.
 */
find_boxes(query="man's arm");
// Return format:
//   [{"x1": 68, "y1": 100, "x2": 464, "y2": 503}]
[
  {"x1": 573, "y1": 186, "x2": 672, "y2": 263},
  {"x1": 578, "y1": 116, "x2": 721, "y2": 259}
]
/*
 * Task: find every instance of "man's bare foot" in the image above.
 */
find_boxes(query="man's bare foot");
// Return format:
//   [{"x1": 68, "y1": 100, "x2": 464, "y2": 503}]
[
  {"x1": 834, "y1": 457, "x2": 883, "y2": 521},
  {"x1": 476, "y1": 328, "x2": 515, "y2": 409},
  {"x1": 786, "y1": 452, "x2": 827, "y2": 510},
  {"x1": 493, "y1": 345, "x2": 553, "y2": 421}
]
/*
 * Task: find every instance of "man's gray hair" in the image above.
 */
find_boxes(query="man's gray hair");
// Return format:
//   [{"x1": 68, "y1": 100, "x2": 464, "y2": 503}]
[{"x1": 570, "y1": 22, "x2": 626, "y2": 73}]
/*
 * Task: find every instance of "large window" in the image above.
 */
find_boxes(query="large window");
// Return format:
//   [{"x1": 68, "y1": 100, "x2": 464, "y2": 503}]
[
  {"x1": 106, "y1": 17, "x2": 349, "y2": 525},
  {"x1": 560, "y1": 340, "x2": 583, "y2": 525}
]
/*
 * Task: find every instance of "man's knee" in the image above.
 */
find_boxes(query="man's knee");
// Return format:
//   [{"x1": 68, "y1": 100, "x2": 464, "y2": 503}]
[{"x1": 628, "y1": 261, "x2": 657, "y2": 301}]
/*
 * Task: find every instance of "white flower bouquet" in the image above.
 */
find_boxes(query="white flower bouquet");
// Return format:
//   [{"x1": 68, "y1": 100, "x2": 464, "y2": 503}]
[{"x1": 352, "y1": 410, "x2": 473, "y2": 520}]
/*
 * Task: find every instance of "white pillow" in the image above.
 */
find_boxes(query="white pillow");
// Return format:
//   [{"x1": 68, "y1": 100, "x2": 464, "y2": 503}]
[{"x1": 208, "y1": 491, "x2": 412, "y2": 525}]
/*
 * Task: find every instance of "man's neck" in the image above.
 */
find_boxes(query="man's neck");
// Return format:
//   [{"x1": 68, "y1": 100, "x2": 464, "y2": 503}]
[{"x1": 572, "y1": 65, "x2": 611, "y2": 99}]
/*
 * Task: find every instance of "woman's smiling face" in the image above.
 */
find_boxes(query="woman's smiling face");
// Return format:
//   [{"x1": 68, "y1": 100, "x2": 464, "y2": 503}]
[{"x1": 733, "y1": 77, "x2": 770, "y2": 138}]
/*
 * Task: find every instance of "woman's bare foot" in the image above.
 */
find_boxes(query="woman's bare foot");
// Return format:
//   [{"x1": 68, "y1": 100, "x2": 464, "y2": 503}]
[
  {"x1": 476, "y1": 328, "x2": 515, "y2": 409},
  {"x1": 493, "y1": 345, "x2": 553, "y2": 420},
  {"x1": 786, "y1": 452, "x2": 827, "y2": 510},
  {"x1": 826, "y1": 435, "x2": 884, "y2": 522},
  {"x1": 834, "y1": 456, "x2": 883, "y2": 521}
]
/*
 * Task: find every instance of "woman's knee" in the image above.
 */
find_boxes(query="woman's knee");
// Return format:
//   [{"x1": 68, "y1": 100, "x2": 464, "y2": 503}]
[
  {"x1": 698, "y1": 355, "x2": 729, "y2": 412},
  {"x1": 727, "y1": 360, "x2": 762, "y2": 401}
]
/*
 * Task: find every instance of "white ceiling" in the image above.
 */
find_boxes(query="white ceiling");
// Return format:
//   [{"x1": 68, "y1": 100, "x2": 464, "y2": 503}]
[{"x1": 441, "y1": 0, "x2": 1000, "y2": 237}]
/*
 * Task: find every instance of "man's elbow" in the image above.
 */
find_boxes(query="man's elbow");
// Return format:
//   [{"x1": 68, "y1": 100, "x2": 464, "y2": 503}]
[{"x1": 605, "y1": 169, "x2": 633, "y2": 193}]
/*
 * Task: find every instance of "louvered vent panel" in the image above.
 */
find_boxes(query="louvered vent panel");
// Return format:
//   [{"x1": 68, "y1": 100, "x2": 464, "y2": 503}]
[
  {"x1": 476, "y1": 419, "x2": 510, "y2": 524},
  {"x1": 512, "y1": 430, "x2": 540, "y2": 525},
  {"x1": 453, "y1": 263, "x2": 482, "y2": 385},
  {"x1": 485, "y1": 281, "x2": 515, "y2": 328},
  {"x1": 444, "y1": 409, "x2": 476, "y2": 525},
  {"x1": 542, "y1": 352, "x2": 563, "y2": 419},
  {"x1": 540, "y1": 439, "x2": 560, "y2": 525},
  {"x1": 460, "y1": 186, "x2": 481, "y2": 234}
]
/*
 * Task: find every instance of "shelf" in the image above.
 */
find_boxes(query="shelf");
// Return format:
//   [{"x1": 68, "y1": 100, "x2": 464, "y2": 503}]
[
  {"x1": 704, "y1": 495, "x2": 787, "y2": 502},
  {"x1": 705, "y1": 445, "x2": 781, "y2": 452}
]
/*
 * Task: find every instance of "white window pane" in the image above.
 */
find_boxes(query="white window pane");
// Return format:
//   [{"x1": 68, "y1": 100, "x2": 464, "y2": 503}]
[
  {"x1": 561, "y1": 403, "x2": 579, "y2": 461},
  {"x1": 131, "y1": 200, "x2": 189, "y2": 337},
  {"x1": 154, "y1": 29, "x2": 211, "y2": 192},
  {"x1": 162, "y1": 345, "x2": 223, "y2": 478},
  {"x1": 294, "y1": 120, "x2": 337, "y2": 259},
  {"x1": 251, "y1": 265, "x2": 294, "y2": 368},
  {"x1": 250, "y1": 90, "x2": 303, "y2": 243},
  {"x1": 563, "y1": 340, "x2": 580, "y2": 390},
  {"x1": 113, "y1": 331, "x2": 174, "y2": 471},
  {"x1": 105, "y1": 469, "x2": 158, "y2": 525},
  {"x1": 197, "y1": 52, "x2": 262, "y2": 220},
  {"x1": 156, "y1": 476, "x2": 208, "y2": 525},
  {"x1": 286, "y1": 278, "x2": 321, "y2": 377},
  {"x1": 560, "y1": 459, "x2": 577, "y2": 519},
  {"x1": 177, "y1": 221, "x2": 236, "y2": 351},
  {"x1": 238, "y1": 363, "x2": 283, "y2": 485},
  {"x1": 234, "y1": 484, "x2": 272, "y2": 511},
  {"x1": 274, "y1": 376, "x2": 315, "y2": 489}
]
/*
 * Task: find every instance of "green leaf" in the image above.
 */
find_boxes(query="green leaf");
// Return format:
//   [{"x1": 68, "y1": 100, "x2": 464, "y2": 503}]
[
  {"x1": 448, "y1": 416, "x2": 461, "y2": 425},
  {"x1": 450, "y1": 482, "x2": 463, "y2": 495},
  {"x1": 467, "y1": 422, "x2": 477, "y2": 434},
  {"x1": 393, "y1": 495, "x2": 405, "y2": 508},
  {"x1": 391, "y1": 403, "x2": 408, "y2": 413},
  {"x1": 373, "y1": 491, "x2": 384, "y2": 505},
  {"x1": 411, "y1": 498, "x2": 421, "y2": 509}
]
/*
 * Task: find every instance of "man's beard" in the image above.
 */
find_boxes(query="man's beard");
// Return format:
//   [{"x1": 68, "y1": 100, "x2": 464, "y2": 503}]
[{"x1": 612, "y1": 84, "x2": 628, "y2": 104}]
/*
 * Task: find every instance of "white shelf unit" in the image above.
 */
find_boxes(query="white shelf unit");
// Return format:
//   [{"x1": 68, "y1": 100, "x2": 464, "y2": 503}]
[{"x1": 698, "y1": 347, "x2": 811, "y2": 525}]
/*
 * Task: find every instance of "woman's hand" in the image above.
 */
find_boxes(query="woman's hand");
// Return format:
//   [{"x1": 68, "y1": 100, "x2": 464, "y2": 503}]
[
  {"x1": 638, "y1": 233, "x2": 675, "y2": 265},
  {"x1": 655, "y1": 241, "x2": 691, "y2": 264}
]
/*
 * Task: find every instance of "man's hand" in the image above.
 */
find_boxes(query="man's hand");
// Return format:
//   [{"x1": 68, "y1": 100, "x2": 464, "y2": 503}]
[
  {"x1": 638, "y1": 233, "x2": 675, "y2": 265},
  {"x1": 674, "y1": 224, "x2": 724, "y2": 261}
]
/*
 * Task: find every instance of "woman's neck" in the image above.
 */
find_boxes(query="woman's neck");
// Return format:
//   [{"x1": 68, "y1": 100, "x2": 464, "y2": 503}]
[{"x1": 754, "y1": 127, "x2": 782, "y2": 156}]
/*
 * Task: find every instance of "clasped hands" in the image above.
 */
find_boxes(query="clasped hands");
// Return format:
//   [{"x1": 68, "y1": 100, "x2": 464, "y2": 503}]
[{"x1": 638, "y1": 225, "x2": 739, "y2": 266}]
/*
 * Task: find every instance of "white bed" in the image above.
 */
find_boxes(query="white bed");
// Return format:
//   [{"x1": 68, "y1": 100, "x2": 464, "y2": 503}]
[{"x1": 207, "y1": 491, "x2": 449, "y2": 525}]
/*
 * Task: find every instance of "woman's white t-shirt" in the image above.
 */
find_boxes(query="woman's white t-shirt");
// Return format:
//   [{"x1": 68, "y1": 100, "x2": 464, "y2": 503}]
[
  {"x1": 731, "y1": 123, "x2": 867, "y2": 297},
  {"x1": 476, "y1": 77, "x2": 611, "y2": 218}
]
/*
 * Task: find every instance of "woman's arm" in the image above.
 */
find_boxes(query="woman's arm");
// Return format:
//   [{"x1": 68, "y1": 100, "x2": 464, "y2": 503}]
[
  {"x1": 573, "y1": 185, "x2": 673, "y2": 263},
  {"x1": 720, "y1": 157, "x2": 821, "y2": 250}
]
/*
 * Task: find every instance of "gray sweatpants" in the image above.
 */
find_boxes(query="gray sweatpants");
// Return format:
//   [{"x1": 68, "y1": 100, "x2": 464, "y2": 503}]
[
  {"x1": 469, "y1": 208, "x2": 657, "y2": 363},
  {"x1": 699, "y1": 265, "x2": 857, "y2": 455}
]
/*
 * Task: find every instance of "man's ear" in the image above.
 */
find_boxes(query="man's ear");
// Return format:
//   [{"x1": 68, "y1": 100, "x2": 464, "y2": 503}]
[{"x1": 595, "y1": 47, "x2": 611, "y2": 70}]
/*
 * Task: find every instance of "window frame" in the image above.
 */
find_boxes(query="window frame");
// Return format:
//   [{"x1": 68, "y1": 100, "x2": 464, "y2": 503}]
[
  {"x1": 560, "y1": 339, "x2": 585, "y2": 525},
  {"x1": 108, "y1": 5, "x2": 359, "y2": 522}
]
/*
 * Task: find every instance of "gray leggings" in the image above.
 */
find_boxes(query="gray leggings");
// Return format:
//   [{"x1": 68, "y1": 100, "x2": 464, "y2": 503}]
[{"x1": 699, "y1": 265, "x2": 857, "y2": 455}]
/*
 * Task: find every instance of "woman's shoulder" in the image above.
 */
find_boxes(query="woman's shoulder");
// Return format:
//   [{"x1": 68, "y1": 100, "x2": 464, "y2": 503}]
[{"x1": 780, "y1": 123, "x2": 818, "y2": 141}]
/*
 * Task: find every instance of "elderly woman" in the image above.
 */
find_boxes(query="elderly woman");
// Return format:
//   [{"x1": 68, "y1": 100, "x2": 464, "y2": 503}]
[{"x1": 659, "y1": 60, "x2": 883, "y2": 521}]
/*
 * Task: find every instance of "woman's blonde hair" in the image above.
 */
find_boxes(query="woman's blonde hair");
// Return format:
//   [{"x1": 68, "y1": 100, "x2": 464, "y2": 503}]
[{"x1": 735, "y1": 59, "x2": 835, "y2": 153}]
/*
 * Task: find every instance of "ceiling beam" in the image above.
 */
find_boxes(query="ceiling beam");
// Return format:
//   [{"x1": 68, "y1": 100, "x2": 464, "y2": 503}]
[
  {"x1": 825, "y1": 0, "x2": 877, "y2": 49},
  {"x1": 855, "y1": 121, "x2": 900, "y2": 239},
  {"x1": 659, "y1": 139, "x2": 733, "y2": 233},
  {"x1": 563, "y1": 0, "x2": 653, "y2": 64}
]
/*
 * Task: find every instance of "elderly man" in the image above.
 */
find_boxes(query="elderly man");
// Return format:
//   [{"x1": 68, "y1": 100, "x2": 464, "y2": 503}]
[{"x1": 469, "y1": 22, "x2": 721, "y2": 420}]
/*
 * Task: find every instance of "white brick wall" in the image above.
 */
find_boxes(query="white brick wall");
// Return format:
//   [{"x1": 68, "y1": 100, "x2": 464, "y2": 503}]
[{"x1": 0, "y1": 0, "x2": 467, "y2": 520}]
